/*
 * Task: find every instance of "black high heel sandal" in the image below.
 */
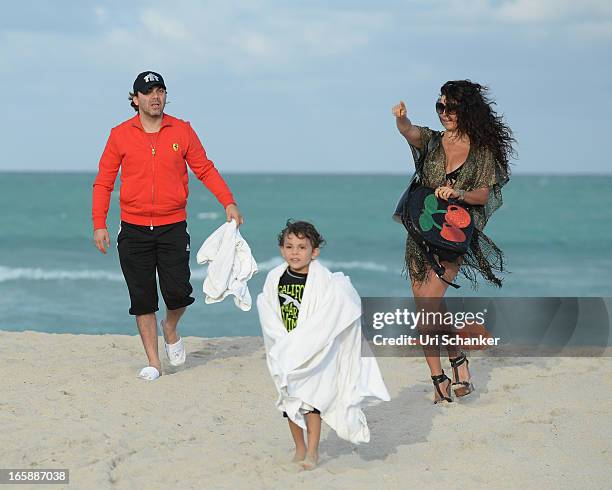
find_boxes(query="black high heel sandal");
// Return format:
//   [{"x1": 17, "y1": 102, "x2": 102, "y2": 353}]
[
  {"x1": 431, "y1": 371, "x2": 453, "y2": 404},
  {"x1": 449, "y1": 352, "x2": 475, "y2": 397}
]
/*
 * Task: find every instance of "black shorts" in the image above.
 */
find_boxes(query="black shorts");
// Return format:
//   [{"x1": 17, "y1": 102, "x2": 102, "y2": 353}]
[
  {"x1": 283, "y1": 408, "x2": 320, "y2": 418},
  {"x1": 117, "y1": 220, "x2": 195, "y2": 315}
]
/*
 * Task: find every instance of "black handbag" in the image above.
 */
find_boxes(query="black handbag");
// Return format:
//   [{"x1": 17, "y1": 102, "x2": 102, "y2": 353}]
[{"x1": 393, "y1": 135, "x2": 475, "y2": 288}]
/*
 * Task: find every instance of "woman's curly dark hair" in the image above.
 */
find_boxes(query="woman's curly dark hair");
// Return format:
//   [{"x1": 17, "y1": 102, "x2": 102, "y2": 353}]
[
  {"x1": 277, "y1": 220, "x2": 326, "y2": 249},
  {"x1": 441, "y1": 80, "x2": 516, "y2": 174}
]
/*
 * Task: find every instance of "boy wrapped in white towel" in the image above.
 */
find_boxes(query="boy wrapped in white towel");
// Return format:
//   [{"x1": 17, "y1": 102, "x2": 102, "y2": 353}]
[{"x1": 257, "y1": 220, "x2": 390, "y2": 470}]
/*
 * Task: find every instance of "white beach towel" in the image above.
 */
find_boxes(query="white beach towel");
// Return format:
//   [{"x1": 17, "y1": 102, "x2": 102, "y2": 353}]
[
  {"x1": 196, "y1": 220, "x2": 258, "y2": 311},
  {"x1": 257, "y1": 260, "x2": 390, "y2": 444}
]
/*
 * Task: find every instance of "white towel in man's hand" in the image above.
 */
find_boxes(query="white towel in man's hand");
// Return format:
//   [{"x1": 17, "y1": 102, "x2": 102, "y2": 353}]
[{"x1": 196, "y1": 220, "x2": 258, "y2": 311}]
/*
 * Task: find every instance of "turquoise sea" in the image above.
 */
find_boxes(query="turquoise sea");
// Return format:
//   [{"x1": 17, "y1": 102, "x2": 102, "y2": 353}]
[{"x1": 1, "y1": 173, "x2": 611, "y2": 337}]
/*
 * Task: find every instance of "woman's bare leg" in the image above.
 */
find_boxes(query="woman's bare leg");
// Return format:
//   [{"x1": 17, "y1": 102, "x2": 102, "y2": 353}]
[{"x1": 412, "y1": 260, "x2": 461, "y2": 401}]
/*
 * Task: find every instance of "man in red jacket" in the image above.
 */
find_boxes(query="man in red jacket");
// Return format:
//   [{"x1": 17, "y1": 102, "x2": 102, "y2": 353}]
[{"x1": 92, "y1": 71, "x2": 243, "y2": 380}]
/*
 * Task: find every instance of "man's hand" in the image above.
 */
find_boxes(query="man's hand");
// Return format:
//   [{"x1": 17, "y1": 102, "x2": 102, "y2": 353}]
[
  {"x1": 225, "y1": 203, "x2": 244, "y2": 227},
  {"x1": 94, "y1": 228, "x2": 111, "y2": 254}
]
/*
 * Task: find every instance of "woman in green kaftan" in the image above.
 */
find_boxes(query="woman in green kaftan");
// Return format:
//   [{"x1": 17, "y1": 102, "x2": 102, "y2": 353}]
[{"x1": 392, "y1": 80, "x2": 515, "y2": 404}]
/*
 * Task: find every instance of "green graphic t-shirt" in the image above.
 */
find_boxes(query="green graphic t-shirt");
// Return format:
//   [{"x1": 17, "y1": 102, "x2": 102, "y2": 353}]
[{"x1": 278, "y1": 268, "x2": 308, "y2": 332}]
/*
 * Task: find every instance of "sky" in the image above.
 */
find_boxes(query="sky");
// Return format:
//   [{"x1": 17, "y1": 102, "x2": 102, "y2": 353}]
[{"x1": 1, "y1": 0, "x2": 611, "y2": 174}]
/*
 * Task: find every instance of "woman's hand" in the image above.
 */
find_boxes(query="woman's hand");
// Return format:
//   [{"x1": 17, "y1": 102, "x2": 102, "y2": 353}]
[
  {"x1": 435, "y1": 186, "x2": 459, "y2": 200},
  {"x1": 393, "y1": 100, "x2": 422, "y2": 147},
  {"x1": 392, "y1": 100, "x2": 407, "y2": 119}
]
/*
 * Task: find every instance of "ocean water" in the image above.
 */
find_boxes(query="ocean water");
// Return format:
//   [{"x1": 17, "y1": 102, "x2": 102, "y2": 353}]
[{"x1": 1, "y1": 173, "x2": 611, "y2": 338}]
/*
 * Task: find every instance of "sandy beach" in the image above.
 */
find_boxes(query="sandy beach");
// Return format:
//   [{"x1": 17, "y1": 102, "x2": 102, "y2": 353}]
[{"x1": 1, "y1": 330, "x2": 610, "y2": 489}]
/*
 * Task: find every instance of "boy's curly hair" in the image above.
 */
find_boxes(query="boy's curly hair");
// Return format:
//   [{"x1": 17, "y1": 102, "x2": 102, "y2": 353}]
[{"x1": 277, "y1": 220, "x2": 326, "y2": 249}]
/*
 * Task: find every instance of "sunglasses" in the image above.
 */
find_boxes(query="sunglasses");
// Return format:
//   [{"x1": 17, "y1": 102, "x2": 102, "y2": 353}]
[{"x1": 435, "y1": 101, "x2": 457, "y2": 115}]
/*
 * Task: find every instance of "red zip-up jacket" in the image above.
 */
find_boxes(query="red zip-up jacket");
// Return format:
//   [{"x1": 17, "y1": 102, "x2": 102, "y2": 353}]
[{"x1": 92, "y1": 113, "x2": 235, "y2": 230}]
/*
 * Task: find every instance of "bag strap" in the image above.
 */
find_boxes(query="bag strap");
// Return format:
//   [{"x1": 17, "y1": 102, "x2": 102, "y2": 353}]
[
  {"x1": 425, "y1": 251, "x2": 461, "y2": 289},
  {"x1": 406, "y1": 224, "x2": 461, "y2": 289}
]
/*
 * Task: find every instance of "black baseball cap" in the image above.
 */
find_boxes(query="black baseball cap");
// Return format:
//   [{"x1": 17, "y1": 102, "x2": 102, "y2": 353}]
[{"x1": 133, "y1": 71, "x2": 166, "y2": 94}]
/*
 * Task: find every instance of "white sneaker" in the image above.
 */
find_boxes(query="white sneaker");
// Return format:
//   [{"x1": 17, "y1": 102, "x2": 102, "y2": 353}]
[
  {"x1": 165, "y1": 337, "x2": 186, "y2": 366},
  {"x1": 138, "y1": 366, "x2": 161, "y2": 380},
  {"x1": 161, "y1": 320, "x2": 186, "y2": 366}
]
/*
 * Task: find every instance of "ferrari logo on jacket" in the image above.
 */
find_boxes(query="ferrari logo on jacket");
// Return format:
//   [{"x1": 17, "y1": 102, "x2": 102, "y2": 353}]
[{"x1": 173, "y1": 143, "x2": 179, "y2": 152}]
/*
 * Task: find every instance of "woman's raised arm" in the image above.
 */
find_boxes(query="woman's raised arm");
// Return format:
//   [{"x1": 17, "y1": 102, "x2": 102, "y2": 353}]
[{"x1": 392, "y1": 100, "x2": 422, "y2": 148}]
